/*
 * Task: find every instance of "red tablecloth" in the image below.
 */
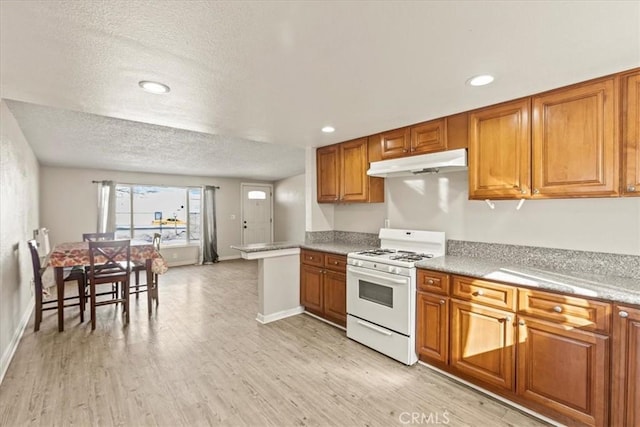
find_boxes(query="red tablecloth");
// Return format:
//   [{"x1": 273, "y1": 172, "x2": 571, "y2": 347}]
[{"x1": 49, "y1": 241, "x2": 168, "y2": 274}]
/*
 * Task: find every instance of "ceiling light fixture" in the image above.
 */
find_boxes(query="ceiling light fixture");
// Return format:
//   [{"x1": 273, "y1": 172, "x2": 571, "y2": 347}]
[
  {"x1": 467, "y1": 74, "x2": 495, "y2": 87},
  {"x1": 138, "y1": 80, "x2": 171, "y2": 94},
  {"x1": 321, "y1": 126, "x2": 335, "y2": 133}
]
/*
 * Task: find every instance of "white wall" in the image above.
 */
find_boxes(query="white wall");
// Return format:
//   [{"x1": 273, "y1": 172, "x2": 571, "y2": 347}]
[
  {"x1": 334, "y1": 171, "x2": 640, "y2": 255},
  {"x1": 39, "y1": 167, "x2": 272, "y2": 263},
  {"x1": 0, "y1": 100, "x2": 40, "y2": 380},
  {"x1": 274, "y1": 174, "x2": 305, "y2": 242}
]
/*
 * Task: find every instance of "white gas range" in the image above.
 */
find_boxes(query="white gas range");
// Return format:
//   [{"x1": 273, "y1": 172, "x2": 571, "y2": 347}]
[{"x1": 346, "y1": 228, "x2": 445, "y2": 365}]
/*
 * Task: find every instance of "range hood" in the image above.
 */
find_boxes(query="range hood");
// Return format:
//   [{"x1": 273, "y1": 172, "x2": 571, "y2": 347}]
[{"x1": 367, "y1": 148, "x2": 467, "y2": 178}]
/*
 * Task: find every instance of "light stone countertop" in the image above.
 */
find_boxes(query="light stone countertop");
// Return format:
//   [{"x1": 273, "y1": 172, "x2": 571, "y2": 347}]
[
  {"x1": 300, "y1": 242, "x2": 378, "y2": 256},
  {"x1": 230, "y1": 241, "x2": 302, "y2": 253},
  {"x1": 416, "y1": 255, "x2": 640, "y2": 306}
]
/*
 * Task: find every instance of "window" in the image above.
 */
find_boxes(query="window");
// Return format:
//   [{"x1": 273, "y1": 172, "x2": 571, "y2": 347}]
[
  {"x1": 115, "y1": 184, "x2": 201, "y2": 246},
  {"x1": 247, "y1": 190, "x2": 267, "y2": 200}
]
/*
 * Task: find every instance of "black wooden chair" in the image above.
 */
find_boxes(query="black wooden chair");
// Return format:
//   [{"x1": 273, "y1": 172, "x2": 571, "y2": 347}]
[
  {"x1": 130, "y1": 233, "x2": 161, "y2": 314},
  {"x1": 28, "y1": 240, "x2": 86, "y2": 332},
  {"x1": 87, "y1": 239, "x2": 131, "y2": 330}
]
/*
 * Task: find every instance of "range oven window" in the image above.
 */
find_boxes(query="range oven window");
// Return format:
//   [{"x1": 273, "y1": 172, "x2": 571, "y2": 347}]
[{"x1": 358, "y1": 280, "x2": 393, "y2": 308}]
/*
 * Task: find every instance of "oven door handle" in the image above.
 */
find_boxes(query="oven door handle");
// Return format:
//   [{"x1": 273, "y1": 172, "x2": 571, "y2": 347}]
[
  {"x1": 357, "y1": 320, "x2": 393, "y2": 336},
  {"x1": 349, "y1": 267, "x2": 407, "y2": 285}
]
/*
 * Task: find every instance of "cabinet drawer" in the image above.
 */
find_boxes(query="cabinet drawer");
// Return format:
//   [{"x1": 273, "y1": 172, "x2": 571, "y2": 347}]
[
  {"x1": 324, "y1": 253, "x2": 347, "y2": 272},
  {"x1": 417, "y1": 269, "x2": 450, "y2": 295},
  {"x1": 452, "y1": 276, "x2": 517, "y2": 311},
  {"x1": 518, "y1": 289, "x2": 612, "y2": 333},
  {"x1": 300, "y1": 250, "x2": 324, "y2": 267}
]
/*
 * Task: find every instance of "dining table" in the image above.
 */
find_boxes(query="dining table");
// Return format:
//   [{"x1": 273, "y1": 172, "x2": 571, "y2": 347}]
[{"x1": 48, "y1": 240, "x2": 169, "y2": 331}]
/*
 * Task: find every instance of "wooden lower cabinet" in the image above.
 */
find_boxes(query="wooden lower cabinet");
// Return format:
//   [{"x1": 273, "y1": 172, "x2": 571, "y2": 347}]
[
  {"x1": 322, "y1": 270, "x2": 347, "y2": 326},
  {"x1": 450, "y1": 299, "x2": 516, "y2": 391},
  {"x1": 517, "y1": 316, "x2": 610, "y2": 427},
  {"x1": 300, "y1": 264, "x2": 323, "y2": 314},
  {"x1": 300, "y1": 250, "x2": 347, "y2": 327},
  {"x1": 416, "y1": 292, "x2": 449, "y2": 366},
  {"x1": 612, "y1": 305, "x2": 640, "y2": 427}
]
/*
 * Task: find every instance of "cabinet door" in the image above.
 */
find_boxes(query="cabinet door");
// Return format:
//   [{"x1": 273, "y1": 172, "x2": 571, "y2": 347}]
[
  {"x1": 612, "y1": 305, "x2": 640, "y2": 427},
  {"x1": 323, "y1": 270, "x2": 346, "y2": 327},
  {"x1": 622, "y1": 70, "x2": 640, "y2": 196},
  {"x1": 468, "y1": 98, "x2": 531, "y2": 199},
  {"x1": 300, "y1": 264, "x2": 323, "y2": 315},
  {"x1": 518, "y1": 316, "x2": 609, "y2": 427},
  {"x1": 450, "y1": 299, "x2": 515, "y2": 391},
  {"x1": 416, "y1": 292, "x2": 449, "y2": 365},
  {"x1": 379, "y1": 127, "x2": 411, "y2": 159},
  {"x1": 410, "y1": 119, "x2": 447, "y2": 155},
  {"x1": 340, "y1": 138, "x2": 369, "y2": 202},
  {"x1": 316, "y1": 145, "x2": 340, "y2": 202},
  {"x1": 532, "y1": 77, "x2": 619, "y2": 197}
]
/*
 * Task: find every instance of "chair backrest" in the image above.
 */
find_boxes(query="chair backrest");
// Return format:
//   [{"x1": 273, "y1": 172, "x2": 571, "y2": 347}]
[
  {"x1": 83, "y1": 232, "x2": 115, "y2": 242},
  {"x1": 88, "y1": 240, "x2": 131, "y2": 282},
  {"x1": 152, "y1": 233, "x2": 161, "y2": 251},
  {"x1": 27, "y1": 240, "x2": 44, "y2": 295}
]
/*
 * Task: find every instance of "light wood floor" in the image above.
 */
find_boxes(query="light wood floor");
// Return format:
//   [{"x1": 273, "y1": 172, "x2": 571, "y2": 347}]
[{"x1": 0, "y1": 260, "x2": 549, "y2": 426}]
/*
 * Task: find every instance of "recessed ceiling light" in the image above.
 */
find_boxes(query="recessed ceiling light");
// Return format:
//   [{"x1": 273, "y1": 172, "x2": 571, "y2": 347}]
[
  {"x1": 321, "y1": 126, "x2": 335, "y2": 133},
  {"x1": 467, "y1": 74, "x2": 495, "y2": 87},
  {"x1": 138, "y1": 80, "x2": 170, "y2": 94}
]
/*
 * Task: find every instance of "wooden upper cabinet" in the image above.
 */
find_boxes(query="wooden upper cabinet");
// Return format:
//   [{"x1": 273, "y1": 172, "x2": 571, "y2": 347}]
[
  {"x1": 340, "y1": 138, "x2": 369, "y2": 202},
  {"x1": 379, "y1": 127, "x2": 411, "y2": 159},
  {"x1": 532, "y1": 77, "x2": 619, "y2": 198},
  {"x1": 622, "y1": 70, "x2": 640, "y2": 196},
  {"x1": 316, "y1": 145, "x2": 340, "y2": 202},
  {"x1": 410, "y1": 118, "x2": 447, "y2": 155},
  {"x1": 316, "y1": 138, "x2": 384, "y2": 203},
  {"x1": 468, "y1": 98, "x2": 531, "y2": 200}
]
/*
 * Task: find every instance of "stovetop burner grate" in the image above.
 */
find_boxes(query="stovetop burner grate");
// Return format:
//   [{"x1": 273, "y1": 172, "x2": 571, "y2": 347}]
[
  {"x1": 356, "y1": 249, "x2": 395, "y2": 256},
  {"x1": 389, "y1": 253, "x2": 434, "y2": 262}
]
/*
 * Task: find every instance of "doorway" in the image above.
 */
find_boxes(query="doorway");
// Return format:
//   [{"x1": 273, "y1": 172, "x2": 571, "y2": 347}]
[{"x1": 241, "y1": 183, "x2": 273, "y2": 245}]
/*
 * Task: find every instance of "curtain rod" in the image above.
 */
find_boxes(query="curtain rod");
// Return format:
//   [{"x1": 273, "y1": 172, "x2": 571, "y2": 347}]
[{"x1": 91, "y1": 180, "x2": 220, "y2": 189}]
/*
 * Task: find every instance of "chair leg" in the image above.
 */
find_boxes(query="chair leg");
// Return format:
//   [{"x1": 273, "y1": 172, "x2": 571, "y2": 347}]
[
  {"x1": 154, "y1": 275, "x2": 159, "y2": 306},
  {"x1": 77, "y1": 279, "x2": 85, "y2": 323},
  {"x1": 34, "y1": 290, "x2": 42, "y2": 332},
  {"x1": 147, "y1": 278, "x2": 153, "y2": 316},
  {"x1": 135, "y1": 269, "x2": 140, "y2": 299},
  {"x1": 90, "y1": 281, "x2": 97, "y2": 331},
  {"x1": 124, "y1": 280, "x2": 130, "y2": 325}
]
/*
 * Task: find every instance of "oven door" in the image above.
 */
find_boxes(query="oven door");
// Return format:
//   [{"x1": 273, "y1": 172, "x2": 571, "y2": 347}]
[{"x1": 346, "y1": 265, "x2": 411, "y2": 335}]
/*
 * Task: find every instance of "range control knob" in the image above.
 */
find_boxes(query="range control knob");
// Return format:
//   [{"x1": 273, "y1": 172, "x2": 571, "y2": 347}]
[
  {"x1": 388, "y1": 266, "x2": 395, "y2": 273},
  {"x1": 357, "y1": 260, "x2": 364, "y2": 267}
]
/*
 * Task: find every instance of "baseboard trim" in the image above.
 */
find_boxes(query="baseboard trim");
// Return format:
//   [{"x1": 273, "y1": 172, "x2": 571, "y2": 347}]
[
  {"x1": 302, "y1": 311, "x2": 346, "y2": 331},
  {"x1": 218, "y1": 255, "x2": 241, "y2": 261},
  {"x1": 256, "y1": 306, "x2": 304, "y2": 324},
  {"x1": 418, "y1": 361, "x2": 563, "y2": 427},
  {"x1": 0, "y1": 298, "x2": 34, "y2": 385}
]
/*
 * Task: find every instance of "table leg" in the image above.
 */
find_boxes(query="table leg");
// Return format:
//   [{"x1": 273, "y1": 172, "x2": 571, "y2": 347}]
[
  {"x1": 146, "y1": 258, "x2": 153, "y2": 315},
  {"x1": 55, "y1": 266, "x2": 65, "y2": 332}
]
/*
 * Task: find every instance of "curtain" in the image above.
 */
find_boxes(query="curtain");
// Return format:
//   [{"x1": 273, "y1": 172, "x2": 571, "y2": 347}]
[
  {"x1": 200, "y1": 185, "x2": 219, "y2": 264},
  {"x1": 97, "y1": 180, "x2": 116, "y2": 233}
]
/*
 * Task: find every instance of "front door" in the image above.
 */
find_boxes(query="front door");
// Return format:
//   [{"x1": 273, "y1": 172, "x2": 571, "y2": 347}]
[{"x1": 241, "y1": 183, "x2": 273, "y2": 245}]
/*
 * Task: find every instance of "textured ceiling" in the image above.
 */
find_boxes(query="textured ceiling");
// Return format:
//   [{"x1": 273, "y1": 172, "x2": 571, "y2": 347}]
[{"x1": 1, "y1": 1, "x2": 639, "y2": 179}]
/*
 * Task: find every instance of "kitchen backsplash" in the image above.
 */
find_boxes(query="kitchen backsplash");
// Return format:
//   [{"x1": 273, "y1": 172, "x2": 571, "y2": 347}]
[
  {"x1": 306, "y1": 230, "x2": 379, "y2": 247},
  {"x1": 448, "y1": 240, "x2": 640, "y2": 279}
]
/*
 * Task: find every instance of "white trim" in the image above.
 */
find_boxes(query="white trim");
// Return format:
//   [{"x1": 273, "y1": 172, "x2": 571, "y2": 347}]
[
  {"x1": 417, "y1": 361, "x2": 564, "y2": 427},
  {"x1": 240, "y1": 183, "x2": 274, "y2": 245},
  {"x1": 218, "y1": 255, "x2": 242, "y2": 261},
  {"x1": 0, "y1": 298, "x2": 34, "y2": 385},
  {"x1": 302, "y1": 311, "x2": 347, "y2": 331},
  {"x1": 240, "y1": 247, "x2": 300, "y2": 260},
  {"x1": 256, "y1": 305, "x2": 304, "y2": 324}
]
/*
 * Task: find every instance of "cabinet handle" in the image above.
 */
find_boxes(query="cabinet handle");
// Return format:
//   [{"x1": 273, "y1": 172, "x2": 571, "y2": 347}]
[
  {"x1": 505, "y1": 315, "x2": 513, "y2": 322},
  {"x1": 333, "y1": 261, "x2": 339, "y2": 265},
  {"x1": 518, "y1": 320, "x2": 525, "y2": 326},
  {"x1": 533, "y1": 189, "x2": 540, "y2": 194},
  {"x1": 628, "y1": 185, "x2": 636, "y2": 192},
  {"x1": 520, "y1": 188, "x2": 527, "y2": 195},
  {"x1": 619, "y1": 311, "x2": 629, "y2": 318},
  {"x1": 553, "y1": 305, "x2": 563, "y2": 313},
  {"x1": 427, "y1": 279, "x2": 434, "y2": 284},
  {"x1": 474, "y1": 290, "x2": 484, "y2": 296},
  {"x1": 439, "y1": 299, "x2": 445, "y2": 305},
  {"x1": 403, "y1": 149, "x2": 408, "y2": 153},
  {"x1": 322, "y1": 270, "x2": 326, "y2": 274}
]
